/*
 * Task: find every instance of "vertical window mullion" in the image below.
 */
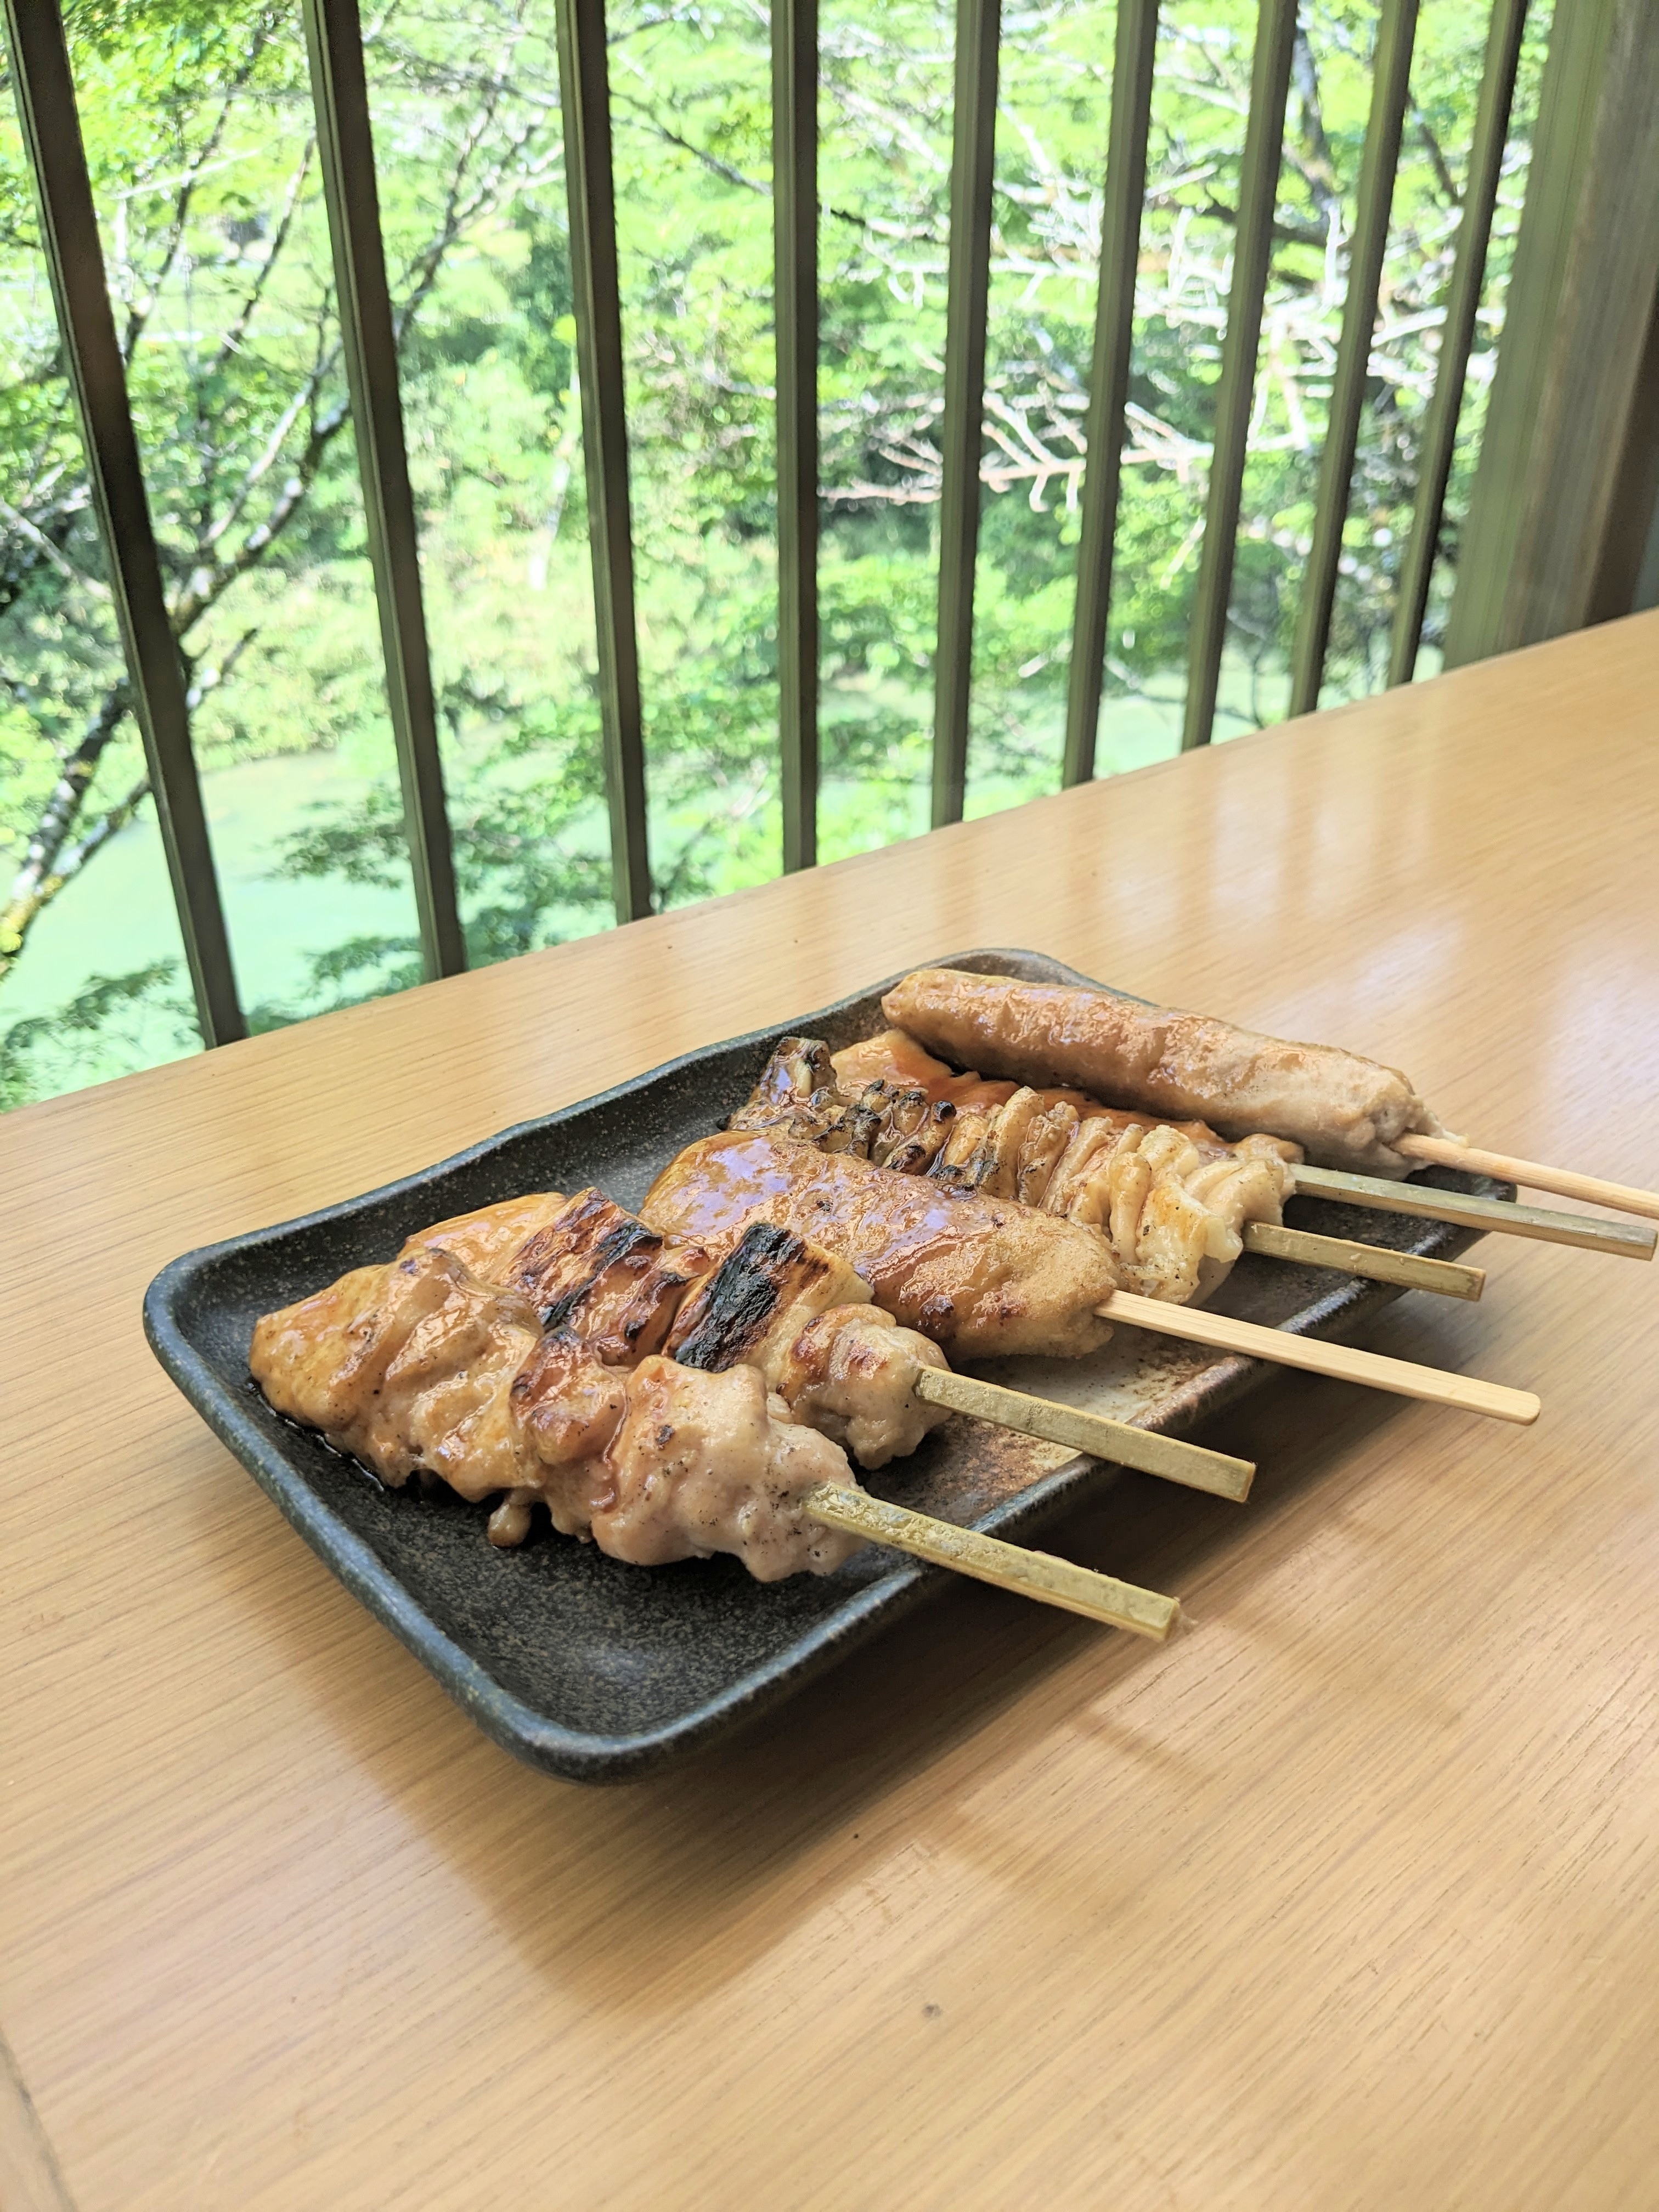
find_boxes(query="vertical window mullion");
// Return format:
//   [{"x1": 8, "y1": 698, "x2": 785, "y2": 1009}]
[
  {"x1": 301, "y1": 0, "x2": 466, "y2": 978},
  {"x1": 774, "y1": 0, "x2": 820, "y2": 873},
  {"x1": 1180, "y1": 0, "x2": 1297, "y2": 751},
  {"x1": 1288, "y1": 0, "x2": 1421, "y2": 716},
  {"x1": 2, "y1": 0, "x2": 245, "y2": 1046},
  {"x1": 555, "y1": 0, "x2": 652, "y2": 923},
  {"x1": 1062, "y1": 0, "x2": 1160, "y2": 788},
  {"x1": 930, "y1": 0, "x2": 1001, "y2": 828},
  {"x1": 1388, "y1": 0, "x2": 1530, "y2": 687}
]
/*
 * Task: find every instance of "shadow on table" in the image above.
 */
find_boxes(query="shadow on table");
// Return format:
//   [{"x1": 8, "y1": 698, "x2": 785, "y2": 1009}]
[{"x1": 228, "y1": 1299, "x2": 1479, "y2": 2012}]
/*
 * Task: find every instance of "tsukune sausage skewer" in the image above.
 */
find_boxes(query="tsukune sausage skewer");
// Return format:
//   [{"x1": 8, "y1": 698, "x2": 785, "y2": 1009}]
[{"x1": 884, "y1": 968, "x2": 1659, "y2": 1223}]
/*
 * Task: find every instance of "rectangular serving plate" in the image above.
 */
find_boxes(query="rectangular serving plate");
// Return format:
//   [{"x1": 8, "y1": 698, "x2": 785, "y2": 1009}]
[{"x1": 144, "y1": 949, "x2": 1505, "y2": 1782}]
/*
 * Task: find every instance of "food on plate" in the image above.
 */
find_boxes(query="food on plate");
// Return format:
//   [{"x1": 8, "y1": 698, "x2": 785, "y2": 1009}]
[
  {"x1": 252, "y1": 1243, "x2": 860, "y2": 1577},
  {"x1": 730, "y1": 1032, "x2": 1297, "y2": 1305},
  {"x1": 642, "y1": 1130, "x2": 1122, "y2": 1357},
  {"x1": 882, "y1": 968, "x2": 1458, "y2": 1176},
  {"x1": 251, "y1": 1189, "x2": 956, "y2": 1576},
  {"x1": 416, "y1": 1188, "x2": 952, "y2": 1470}
]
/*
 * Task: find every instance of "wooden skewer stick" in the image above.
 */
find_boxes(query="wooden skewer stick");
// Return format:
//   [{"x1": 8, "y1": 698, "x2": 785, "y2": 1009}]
[
  {"x1": 1243, "y1": 1221, "x2": 1485, "y2": 1300},
  {"x1": 914, "y1": 1367, "x2": 1253, "y2": 1501},
  {"x1": 1095, "y1": 1290, "x2": 1541, "y2": 1426},
  {"x1": 803, "y1": 1484, "x2": 1180, "y2": 1639},
  {"x1": 1293, "y1": 1164, "x2": 1656, "y2": 1261},
  {"x1": 1395, "y1": 1133, "x2": 1659, "y2": 1224}
]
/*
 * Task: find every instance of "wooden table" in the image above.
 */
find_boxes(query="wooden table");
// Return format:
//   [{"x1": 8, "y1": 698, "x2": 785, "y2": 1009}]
[{"x1": 5, "y1": 616, "x2": 1658, "y2": 2212}]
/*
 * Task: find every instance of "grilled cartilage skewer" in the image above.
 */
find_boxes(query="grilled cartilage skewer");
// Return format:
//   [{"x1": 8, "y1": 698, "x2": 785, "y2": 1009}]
[
  {"x1": 413, "y1": 1191, "x2": 1255, "y2": 1502},
  {"x1": 644, "y1": 1132, "x2": 1539, "y2": 1426},
  {"x1": 885, "y1": 966, "x2": 1659, "y2": 1222},
  {"x1": 250, "y1": 1234, "x2": 1178, "y2": 1628},
  {"x1": 730, "y1": 1035, "x2": 1485, "y2": 1304}
]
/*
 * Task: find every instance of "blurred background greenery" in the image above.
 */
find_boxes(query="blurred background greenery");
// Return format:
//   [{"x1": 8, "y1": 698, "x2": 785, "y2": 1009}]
[{"x1": 0, "y1": 0, "x2": 1543, "y2": 1107}]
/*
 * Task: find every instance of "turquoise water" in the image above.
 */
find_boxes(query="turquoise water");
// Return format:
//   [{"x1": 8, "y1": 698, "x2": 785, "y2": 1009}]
[
  {"x1": 3, "y1": 750, "x2": 420, "y2": 1084},
  {"x1": 1, "y1": 676, "x2": 1208, "y2": 1101}
]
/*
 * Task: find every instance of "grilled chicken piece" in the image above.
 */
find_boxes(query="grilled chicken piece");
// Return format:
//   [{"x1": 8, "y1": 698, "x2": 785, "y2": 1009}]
[
  {"x1": 642, "y1": 1131, "x2": 1121, "y2": 1359},
  {"x1": 250, "y1": 1246, "x2": 546, "y2": 1503},
  {"x1": 667, "y1": 1221, "x2": 950, "y2": 1467},
  {"x1": 883, "y1": 968, "x2": 1456, "y2": 1177},
  {"x1": 403, "y1": 1191, "x2": 569, "y2": 1278},
  {"x1": 511, "y1": 1342, "x2": 860, "y2": 1578},
  {"x1": 494, "y1": 1188, "x2": 723, "y2": 1364},
  {"x1": 250, "y1": 1245, "x2": 861, "y2": 1579},
  {"x1": 772, "y1": 1306, "x2": 950, "y2": 1469},
  {"x1": 416, "y1": 1195, "x2": 951, "y2": 1469},
  {"x1": 832, "y1": 1029, "x2": 1024, "y2": 1116}
]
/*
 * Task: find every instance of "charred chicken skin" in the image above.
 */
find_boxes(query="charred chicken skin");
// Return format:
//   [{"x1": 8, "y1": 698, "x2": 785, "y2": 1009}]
[{"x1": 419, "y1": 1189, "x2": 950, "y2": 1469}]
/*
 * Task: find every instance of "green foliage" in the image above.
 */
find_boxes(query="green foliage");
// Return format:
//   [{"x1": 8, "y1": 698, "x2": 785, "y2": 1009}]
[
  {"x1": 0, "y1": 960, "x2": 195, "y2": 1108},
  {"x1": 0, "y1": 0, "x2": 1550, "y2": 1107}
]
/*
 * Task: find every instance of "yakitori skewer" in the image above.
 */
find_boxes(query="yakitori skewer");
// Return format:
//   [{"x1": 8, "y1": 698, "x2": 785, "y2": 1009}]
[
  {"x1": 1293, "y1": 1164, "x2": 1656, "y2": 1262},
  {"x1": 251, "y1": 1204, "x2": 1180, "y2": 1627},
  {"x1": 803, "y1": 1486, "x2": 1178, "y2": 1639},
  {"x1": 420, "y1": 1188, "x2": 1254, "y2": 1502},
  {"x1": 642, "y1": 1132, "x2": 1542, "y2": 1427},
  {"x1": 732, "y1": 1032, "x2": 1487, "y2": 1304},
  {"x1": 884, "y1": 967, "x2": 1659, "y2": 1227},
  {"x1": 253, "y1": 1194, "x2": 1194, "y2": 1628},
  {"x1": 822, "y1": 1025, "x2": 1650, "y2": 1266}
]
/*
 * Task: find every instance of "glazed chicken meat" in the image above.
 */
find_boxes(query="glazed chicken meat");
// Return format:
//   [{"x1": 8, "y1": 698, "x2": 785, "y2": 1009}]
[
  {"x1": 250, "y1": 1184, "x2": 956, "y2": 1578},
  {"x1": 883, "y1": 968, "x2": 1457, "y2": 1176},
  {"x1": 642, "y1": 1130, "x2": 1122, "y2": 1358},
  {"x1": 251, "y1": 1244, "x2": 859, "y2": 1578}
]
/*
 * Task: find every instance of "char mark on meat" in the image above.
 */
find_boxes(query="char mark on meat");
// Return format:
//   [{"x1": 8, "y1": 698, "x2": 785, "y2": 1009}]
[
  {"x1": 668, "y1": 1222, "x2": 816, "y2": 1372},
  {"x1": 537, "y1": 1220, "x2": 663, "y2": 1330}
]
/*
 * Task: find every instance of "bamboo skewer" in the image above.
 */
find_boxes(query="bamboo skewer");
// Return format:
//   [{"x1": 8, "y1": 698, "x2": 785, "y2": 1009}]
[
  {"x1": 803, "y1": 1483, "x2": 1180, "y2": 1638},
  {"x1": 1395, "y1": 1133, "x2": 1659, "y2": 1223},
  {"x1": 1293, "y1": 1164, "x2": 1657, "y2": 1260},
  {"x1": 1096, "y1": 1290, "x2": 1541, "y2": 1425},
  {"x1": 913, "y1": 1367, "x2": 1254, "y2": 1500},
  {"x1": 1243, "y1": 1221, "x2": 1485, "y2": 1299}
]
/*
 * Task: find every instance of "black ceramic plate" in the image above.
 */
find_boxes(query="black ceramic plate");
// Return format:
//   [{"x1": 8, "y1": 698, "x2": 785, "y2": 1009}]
[{"x1": 144, "y1": 950, "x2": 1508, "y2": 1782}]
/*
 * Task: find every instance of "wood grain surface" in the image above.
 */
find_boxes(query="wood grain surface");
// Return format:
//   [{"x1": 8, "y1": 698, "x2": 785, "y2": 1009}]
[{"x1": 3, "y1": 613, "x2": 1657, "y2": 2212}]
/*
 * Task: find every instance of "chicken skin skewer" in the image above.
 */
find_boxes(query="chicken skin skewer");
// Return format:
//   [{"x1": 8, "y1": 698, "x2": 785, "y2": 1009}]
[{"x1": 729, "y1": 1033, "x2": 1483, "y2": 1305}]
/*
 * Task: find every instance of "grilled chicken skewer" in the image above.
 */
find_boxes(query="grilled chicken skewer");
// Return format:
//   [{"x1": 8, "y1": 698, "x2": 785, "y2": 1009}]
[
  {"x1": 250, "y1": 1201, "x2": 1180, "y2": 1630},
  {"x1": 252, "y1": 1243, "x2": 861, "y2": 1577},
  {"x1": 643, "y1": 1132, "x2": 1540, "y2": 1425},
  {"x1": 730, "y1": 1033, "x2": 1485, "y2": 1304},
  {"x1": 416, "y1": 1188, "x2": 1251, "y2": 1501},
  {"x1": 887, "y1": 967, "x2": 1659, "y2": 1224}
]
